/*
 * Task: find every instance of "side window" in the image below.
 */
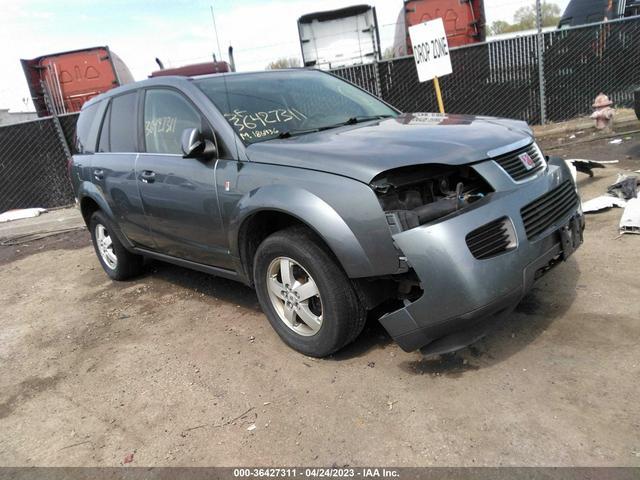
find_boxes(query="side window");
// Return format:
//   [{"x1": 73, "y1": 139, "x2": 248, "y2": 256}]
[
  {"x1": 109, "y1": 92, "x2": 138, "y2": 152},
  {"x1": 75, "y1": 101, "x2": 105, "y2": 154},
  {"x1": 144, "y1": 89, "x2": 202, "y2": 155}
]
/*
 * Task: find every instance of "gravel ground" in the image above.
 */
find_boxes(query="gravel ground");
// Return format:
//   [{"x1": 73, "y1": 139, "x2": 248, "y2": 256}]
[{"x1": 0, "y1": 132, "x2": 639, "y2": 467}]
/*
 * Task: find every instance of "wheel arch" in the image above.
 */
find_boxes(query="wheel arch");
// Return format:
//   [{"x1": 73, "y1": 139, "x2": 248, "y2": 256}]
[
  {"x1": 235, "y1": 209, "x2": 333, "y2": 285},
  {"x1": 77, "y1": 182, "x2": 114, "y2": 224},
  {"x1": 229, "y1": 186, "x2": 375, "y2": 284},
  {"x1": 77, "y1": 182, "x2": 133, "y2": 250},
  {"x1": 79, "y1": 196, "x2": 101, "y2": 226}
]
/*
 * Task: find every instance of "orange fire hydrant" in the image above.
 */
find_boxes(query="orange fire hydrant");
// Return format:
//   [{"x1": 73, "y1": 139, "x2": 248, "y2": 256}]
[{"x1": 590, "y1": 93, "x2": 614, "y2": 130}]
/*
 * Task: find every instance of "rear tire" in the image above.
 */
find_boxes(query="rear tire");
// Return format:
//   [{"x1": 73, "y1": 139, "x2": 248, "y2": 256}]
[
  {"x1": 253, "y1": 227, "x2": 366, "y2": 357},
  {"x1": 89, "y1": 210, "x2": 144, "y2": 280}
]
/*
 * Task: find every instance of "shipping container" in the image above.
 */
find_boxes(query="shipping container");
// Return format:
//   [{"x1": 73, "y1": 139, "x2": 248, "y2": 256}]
[
  {"x1": 21, "y1": 46, "x2": 133, "y2": 117},
  {"x1": 393, "y1": 0, "x2": 485, "y2": 56},
  {"x1": 298, "y1": 4, "x2": 381, "y2": 69}
]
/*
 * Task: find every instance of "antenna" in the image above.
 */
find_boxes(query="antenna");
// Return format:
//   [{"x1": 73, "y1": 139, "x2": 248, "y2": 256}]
[
  {"x1": 209, "y1": 3, "x2": 240, "y2": 159},
  {"x1": 210, "y1": 5, "x2": 224, "y2": 63}
]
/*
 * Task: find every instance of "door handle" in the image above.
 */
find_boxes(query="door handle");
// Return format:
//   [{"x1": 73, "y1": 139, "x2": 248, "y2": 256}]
[
  {"x1": 140, "y1": 170, "x2": 156, "y2": 183},
  {"x1": 93, "y1": 169, "x2": 104, "y2": 180}
]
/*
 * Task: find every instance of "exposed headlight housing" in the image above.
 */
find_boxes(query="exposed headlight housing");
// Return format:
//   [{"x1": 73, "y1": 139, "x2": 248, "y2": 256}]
[{"x1": 370, "y1": 164, "x2": 494, "y2": 234}]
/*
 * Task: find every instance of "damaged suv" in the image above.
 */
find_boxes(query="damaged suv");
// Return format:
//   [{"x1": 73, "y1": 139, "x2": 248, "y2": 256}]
[{"x1": 70, "y1": 69, "x2": 583, "y2": 357}]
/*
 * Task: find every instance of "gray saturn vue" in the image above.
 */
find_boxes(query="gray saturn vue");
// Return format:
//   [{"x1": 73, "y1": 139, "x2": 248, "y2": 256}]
[{"x1": 70, "y1": 69, "x2": 584, "y2": 357}]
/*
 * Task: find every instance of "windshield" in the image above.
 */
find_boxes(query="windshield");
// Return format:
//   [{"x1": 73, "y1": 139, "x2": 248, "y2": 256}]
[{"x1": 194, "y1": 70, "x2": 398, "y2": 144}]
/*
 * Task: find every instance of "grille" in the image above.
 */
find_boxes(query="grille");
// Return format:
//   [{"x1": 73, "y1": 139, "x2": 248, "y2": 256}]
[
  {"x1": 492, "y1": 143, "x2": 545, "y2": 181},
  {"x1": 466, "y1": 217, "x2": 513, "y2": 260},
  {"x1": 521, "y1": 181, "x2": 579, "y2": 240}
]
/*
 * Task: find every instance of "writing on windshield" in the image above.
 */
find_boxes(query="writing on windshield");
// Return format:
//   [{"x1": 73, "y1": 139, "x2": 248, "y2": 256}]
[
  {"x1": 195, "y1": 71, "x2": 397, "y2": 144},
  {"x1": 224, "y1": 108, "x2": 307, "y2": 142}
]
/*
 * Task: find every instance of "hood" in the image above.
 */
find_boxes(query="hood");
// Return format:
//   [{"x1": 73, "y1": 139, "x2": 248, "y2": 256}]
[{"x1": 246, "y1": 113, "x2": 534, "y2": 183}]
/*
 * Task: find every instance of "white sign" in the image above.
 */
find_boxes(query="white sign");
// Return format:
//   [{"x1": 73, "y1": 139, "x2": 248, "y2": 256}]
[{"x1": 409, "y1": 18, "x2": 452, "y2": 83}]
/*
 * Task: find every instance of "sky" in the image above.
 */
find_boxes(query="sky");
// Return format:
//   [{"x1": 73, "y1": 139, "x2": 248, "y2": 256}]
[{"x1": 0, "y1": 0, "x2": 569, "y2": 112}]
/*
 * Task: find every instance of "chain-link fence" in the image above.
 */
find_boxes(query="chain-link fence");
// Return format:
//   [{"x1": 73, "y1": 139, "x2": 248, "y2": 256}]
[
  {"x1": 331, "y1": 16, "x2": 640, "y2": 125},
  {"x1": 58, "y1": 113, "x2": 79, "y2": 151},
  {"x1": 0, "y1": 113, "x2": 78, "y2": 212}
]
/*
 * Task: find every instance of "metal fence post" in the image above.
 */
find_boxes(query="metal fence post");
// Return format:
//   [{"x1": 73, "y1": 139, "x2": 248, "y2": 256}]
[
  {"x1": 373, "y1": 59, "x2": 383, "y2": 98},
  {"x1": 40, "y1": 80, "x2": 72, "y2": 161},
  {"x1": 536, "y1": 0, "x2": 547, "y2": 124}
]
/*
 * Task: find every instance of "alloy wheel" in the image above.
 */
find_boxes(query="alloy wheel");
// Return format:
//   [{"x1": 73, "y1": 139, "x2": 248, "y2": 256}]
[
  {"x1": 95, "y1": 223, "x2": 117, "y2": 270},
  {"x1": 266, "y1": 256, "x2": 323, "y2": 336}
]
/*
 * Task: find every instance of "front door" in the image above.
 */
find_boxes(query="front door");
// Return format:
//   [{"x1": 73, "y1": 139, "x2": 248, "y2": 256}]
[{"x1": 136, "y1": 88, "x2": 227, "y2": 267}]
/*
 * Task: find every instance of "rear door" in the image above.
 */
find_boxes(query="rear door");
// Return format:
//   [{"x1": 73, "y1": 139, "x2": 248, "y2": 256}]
[
  {"x1": 136, "y1": 87, "x2": 226, "y2": 266},
  {"x1": 93, "y1": 90, "x2": 154, "y2": 247}
]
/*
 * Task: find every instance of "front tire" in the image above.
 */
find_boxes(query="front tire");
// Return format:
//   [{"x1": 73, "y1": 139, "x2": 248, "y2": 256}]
[
  {"x1": 253, "y1": 227, "x2": 366, "y2": 357},
  {"x1": 89, "y1": 211, "x2": 143, "y2": 280}
]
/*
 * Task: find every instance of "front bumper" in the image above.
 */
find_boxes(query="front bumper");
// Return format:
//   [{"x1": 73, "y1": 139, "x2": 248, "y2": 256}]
[{"x1": 379, "y1": 158, "x2": 584, "y2": 354}]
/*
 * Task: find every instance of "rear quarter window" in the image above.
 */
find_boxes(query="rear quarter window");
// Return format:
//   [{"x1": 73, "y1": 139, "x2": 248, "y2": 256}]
[{"x1": 75, "y1": 101, "x2": 105, "y2": 154}]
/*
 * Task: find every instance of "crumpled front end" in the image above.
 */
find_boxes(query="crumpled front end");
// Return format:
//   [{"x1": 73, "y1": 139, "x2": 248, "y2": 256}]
[{"x1": 377, "y1": 149, "x2": 584, "y2": 355}]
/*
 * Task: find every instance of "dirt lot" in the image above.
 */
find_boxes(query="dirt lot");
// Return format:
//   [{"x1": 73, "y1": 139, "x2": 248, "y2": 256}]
[{"x1": 1, "y1": 131, "x2": 639, "y2": 467}]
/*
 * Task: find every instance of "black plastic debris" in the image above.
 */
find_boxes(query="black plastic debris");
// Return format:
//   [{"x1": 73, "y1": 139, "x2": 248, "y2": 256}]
[
  {"x1": 607, "y1": 175, "x2": 638, "y2": 200},
  {"x1": 571, "y1": 159, "x2": 606, "y2": 177}
]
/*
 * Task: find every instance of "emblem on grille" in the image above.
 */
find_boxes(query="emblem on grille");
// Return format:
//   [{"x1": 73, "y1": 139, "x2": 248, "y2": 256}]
[{"x1": 518, "y1": 152, "x2": 535, "y2": 170}]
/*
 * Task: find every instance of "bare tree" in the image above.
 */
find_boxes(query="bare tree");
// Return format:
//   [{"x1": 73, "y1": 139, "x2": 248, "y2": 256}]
[
  {"x1": 382, "y1": 47, "x2": 395, "y2": 60},
  {"x1": 266, "y1": 57, "x2": 301, "y2": 70}
]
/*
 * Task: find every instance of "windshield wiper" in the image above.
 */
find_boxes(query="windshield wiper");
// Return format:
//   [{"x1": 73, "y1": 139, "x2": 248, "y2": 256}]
[
  {"x1": 277, "y1": 115, "x2": 393, "y2": 139},
  {"x1": 343, "y1": 114, "x2": 394, "y2": 125},
  {"x1": 277, "y1": 128, "x2": 322, "y2": 139},
  {"x1": 314, "y1": 115, "x2": 394, "y2": 132}
]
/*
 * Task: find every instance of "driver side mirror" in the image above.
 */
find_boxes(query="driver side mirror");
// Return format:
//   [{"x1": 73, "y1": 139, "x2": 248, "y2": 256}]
[{"x1": 181, "y1": 128, "x2": 217, "y2": 159}]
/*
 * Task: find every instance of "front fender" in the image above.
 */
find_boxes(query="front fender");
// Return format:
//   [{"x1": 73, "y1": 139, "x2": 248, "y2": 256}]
[{"x1": 228, "y1": 185, "x2": 376, "y2": 278}]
